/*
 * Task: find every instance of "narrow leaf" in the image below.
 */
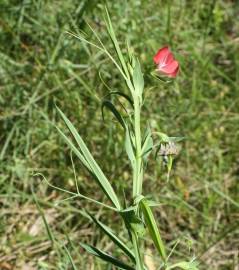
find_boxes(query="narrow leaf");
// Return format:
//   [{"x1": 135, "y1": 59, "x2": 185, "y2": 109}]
[
  {"x1": 140, "y1": 199, "x2": 166, "y2": 261},
  {"x1": 88, "y1": 213, "x2": 135, "y2": 263},
  {"x1": 147, "y1": 200, "x2": 162, "y2": 207},
  {"x1": 102, "y1": 99, "x2": 126, "y2": 129},
  {"x1": 80, "y1": 242, "x2": 134, "y2": 270},
  {"x1": 56, "y1": 106, "x2": 121, "y2": 210},
  {"x1": 55, "y1": 126, "x2": 91, "y2": 171},
  {"x1": 104, "y1": 91, "x2": 134, "y2": 108},
  {"x1": 104, "y1": 7, "x2": 129, "y2": 79},
  {"x1": 155, "y1": 132, "x2": 184, "y2": 143},
  {"x1": 141, "y1": 130, "x2": 153, "y2": 161}
]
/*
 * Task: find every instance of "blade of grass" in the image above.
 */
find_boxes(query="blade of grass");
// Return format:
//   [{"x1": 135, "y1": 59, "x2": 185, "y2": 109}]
[
  {"x1": 32, "y1": 187, "x2": 55, "y2": 246},
  {"x1": 63, "y1": 245, "x2": 78, "y2": 270},
  {"x1": 0, "y1": 124, "x2": 16, "y2": 160}
]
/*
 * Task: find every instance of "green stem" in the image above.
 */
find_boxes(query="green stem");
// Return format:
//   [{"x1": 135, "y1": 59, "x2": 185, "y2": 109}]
[
  {"x1": 131, "y1": 228, "x2": 144, "y2": 270},
  {"x1": 133, "y1": 95, "x2": 143, "y2": 198}
]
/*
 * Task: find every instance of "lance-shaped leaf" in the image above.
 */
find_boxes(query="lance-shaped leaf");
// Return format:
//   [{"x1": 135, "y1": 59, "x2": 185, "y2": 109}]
[
  {"x1": 80, "y1": 242, "x2": 134, "y2": 270},
  {"x1": 104, "y1": 91, "x2": 134, "y2": 108},
  {"x1": 88, "y1": 213, "x2": 135, "y2": 263},
  {"x1": 141, "y1": 126, "x2": 153, "y2": 161},
  {"x1": 140, "y1": 198, "x2": 166, "y2": 262},
  {"x1": 56, "y1": 106, "x2": 121, "y2": 210},
  {"x1": 101, "y1": 99, "x2": 126, "y2": 129}
]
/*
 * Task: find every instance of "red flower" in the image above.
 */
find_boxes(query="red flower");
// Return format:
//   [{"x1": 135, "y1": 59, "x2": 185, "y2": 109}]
[{"x1": 153, "y1": 46, "x2": 179, "y2": 77}]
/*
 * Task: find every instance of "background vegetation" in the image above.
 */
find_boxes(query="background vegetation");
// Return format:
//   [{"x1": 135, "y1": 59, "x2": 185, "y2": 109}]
[{"x1": 0, "y1": 0, "x2": 238, "y2": 269}]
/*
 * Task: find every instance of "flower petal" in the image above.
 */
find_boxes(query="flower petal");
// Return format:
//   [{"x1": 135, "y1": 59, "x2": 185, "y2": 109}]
[
  {"x1": 153, "y1": 46, "x2": 170, "y2": 65},
  {"x1": 160, "y1": 60, "x2": 179, "y2": 75},
  {"x1": 165, "y1": 52, "x2": 174, "y2": 65},
  {"x1": 169, "y1": 65, "x2": 179, "y2": 77}
]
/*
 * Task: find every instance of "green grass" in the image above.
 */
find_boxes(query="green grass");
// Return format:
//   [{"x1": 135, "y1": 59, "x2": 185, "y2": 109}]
[{"x1": 0, "y1": 0, "x2": 238, "y2": 269}]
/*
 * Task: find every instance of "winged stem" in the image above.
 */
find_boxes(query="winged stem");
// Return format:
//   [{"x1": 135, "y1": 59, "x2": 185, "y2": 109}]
[{"x1": 133, "y1": 94, "x2": 143, "y2": 198}]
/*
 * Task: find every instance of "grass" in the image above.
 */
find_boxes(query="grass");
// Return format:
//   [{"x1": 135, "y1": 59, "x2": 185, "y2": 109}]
[{"x1": 0, "y1": 0, "x2": 239, "y2": 269}]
